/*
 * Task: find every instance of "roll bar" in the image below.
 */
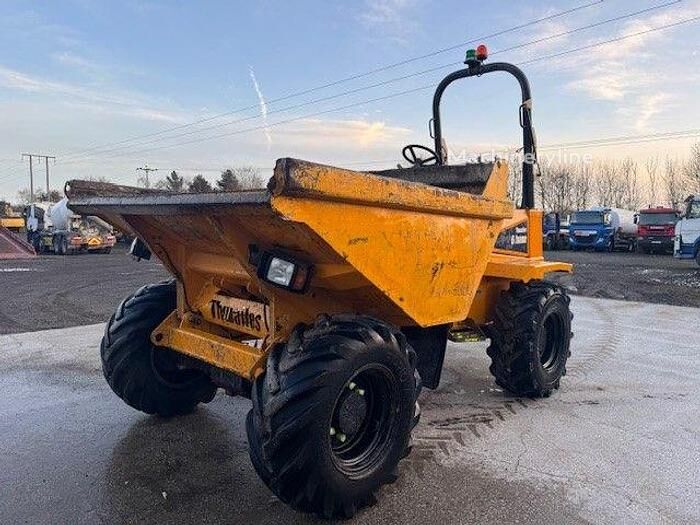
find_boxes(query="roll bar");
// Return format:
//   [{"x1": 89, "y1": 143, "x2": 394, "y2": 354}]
[{"x1": 432, "y1": 61, "x2": 537, "y2": 209}]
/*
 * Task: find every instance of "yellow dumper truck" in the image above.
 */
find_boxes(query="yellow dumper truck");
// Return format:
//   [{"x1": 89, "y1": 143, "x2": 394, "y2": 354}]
[{"x1": 67, "y1": 46, "x2": 573, "y2": 518}]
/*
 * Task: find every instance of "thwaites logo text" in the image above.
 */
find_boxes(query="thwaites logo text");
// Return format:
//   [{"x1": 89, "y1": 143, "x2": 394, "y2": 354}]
[
  {"x1": 211, "y1": 301, "x2": 262, "y2": 331},
  {"x1": 206, "y1": 295, "x2": 269, "y2": 337}
]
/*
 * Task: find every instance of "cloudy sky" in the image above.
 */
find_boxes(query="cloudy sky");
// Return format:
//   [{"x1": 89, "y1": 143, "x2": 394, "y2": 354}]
[{"x1": 1, "y1": 0, "x2": 699, "y2": 201}]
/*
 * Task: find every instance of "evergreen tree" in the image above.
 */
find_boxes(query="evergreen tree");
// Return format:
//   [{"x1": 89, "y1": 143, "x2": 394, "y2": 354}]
[
  {"x1": 188, "y1": 174, "x2": 213, "y2": 193},
  {"x1": 217, "y1": 169, "x2": 241, "y2": 191}
]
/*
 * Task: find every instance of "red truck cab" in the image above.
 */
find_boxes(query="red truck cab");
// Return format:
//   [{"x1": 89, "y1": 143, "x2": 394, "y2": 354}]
[{"x1": 636, "y1": 207, "x2": 679, "y2": 254}]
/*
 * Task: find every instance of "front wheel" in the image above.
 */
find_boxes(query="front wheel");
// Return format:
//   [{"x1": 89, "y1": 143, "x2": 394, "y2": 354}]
[
  {"x1": 246, "y1": 315, "x2": 419, "y2": 519},
  {"x1": 101, "y1": 280, "x2": 217, "y2": 416},
  {"x1": 486, "y1": 281, "x2": 573, "y2": 397}
]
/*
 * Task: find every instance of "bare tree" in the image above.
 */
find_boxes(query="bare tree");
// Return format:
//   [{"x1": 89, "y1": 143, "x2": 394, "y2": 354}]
[
  {"x1": 572, "y1": 161, "x2": 593, "y2": 211},
  {"x1": 540, "y1": 163, "x2": 571, "y2": 214},
  {"x1": 685, "y1": 142, "x2": 700, "y2": 194},
  {"x1": 620, "y1": 158, "x2": 641, "y2": 210},
  {"x1": 645, "y1": 157, "x2": 659, "y2": 207},
  {"x1": 595, "y1": 161, "x2": 623, "y2": 207},
  {"x1": 663, "y1": 157, "x2": 684, "y2": 210},
  {"x1": 16, "y1": 187, "x2": 62, "y2": 204},
  {"x1": 229, "y1": 166, "x2": 265, "y2": 190},
  {"x1": 536, "y1": 161, "x2": 593, "y2": 215},
  {"x1": 86, "y1": 175, "x2": 113, "y2": 183},
  {"x1": 507, "y1": 161, "x2": 522, "y2": 205}
]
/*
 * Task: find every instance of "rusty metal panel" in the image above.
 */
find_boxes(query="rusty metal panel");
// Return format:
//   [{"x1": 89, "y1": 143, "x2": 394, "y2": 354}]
[
  {"x1": 270, "y1": 158, "x2": 514, "y2": 220},
  {"x1": 152, "y1": 312, "x2": 266, "y2": 380},
  {"x1": 265, "y1": 159, "x2": 514, "y2": 326}
]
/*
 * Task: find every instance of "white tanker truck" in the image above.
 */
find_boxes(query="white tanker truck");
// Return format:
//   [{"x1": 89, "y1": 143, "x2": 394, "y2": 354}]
[
  {"x1": 25, "y1": 197, "x2": 116, "y2": 255},
  {"x1": 568, "y1": 207, "x2": 637, "y2": 252}
]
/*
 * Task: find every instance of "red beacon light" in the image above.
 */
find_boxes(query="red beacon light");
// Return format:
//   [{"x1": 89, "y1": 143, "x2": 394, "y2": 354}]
[{"x1": 465, "y1": 44, "x2": 488, "y2": 66}]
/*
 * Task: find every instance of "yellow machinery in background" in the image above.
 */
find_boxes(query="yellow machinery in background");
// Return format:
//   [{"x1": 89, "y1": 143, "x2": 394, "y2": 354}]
[
  {"x1": 0, "y1": 202, "x2": 24, "y2": 232},
  {"x1": 68, "y1": 45, "x2": 573, "y2": 519}
]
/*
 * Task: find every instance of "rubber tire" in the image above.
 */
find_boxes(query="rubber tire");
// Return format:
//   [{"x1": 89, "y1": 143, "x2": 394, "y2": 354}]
[
  {"x1": 61, "y1": 237, "x2": 68, "y2": 255},
  {"x1": 100, "y1": 280, "x2": 217, "y2": 416},
  {"x1": 246, "y1": 315, "x2": 419, "y2": 519},
  {"x1": 53, "y1": 236, "x2": 61, "y2": 255},
  {"x1": 486, "y1": 281, "x2": 573, "y2": 398}
]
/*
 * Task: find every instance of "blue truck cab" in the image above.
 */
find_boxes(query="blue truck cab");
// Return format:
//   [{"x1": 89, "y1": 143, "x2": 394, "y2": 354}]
[
  {"x1": 543, "y1": 212, "x2": 560, "y2": 250},
  {"x1": 569, "y1": 207, "x2": 636, "y2": 252},
  {"x1": 674, "y1": 195, "x2": 700, "y2": 266}
]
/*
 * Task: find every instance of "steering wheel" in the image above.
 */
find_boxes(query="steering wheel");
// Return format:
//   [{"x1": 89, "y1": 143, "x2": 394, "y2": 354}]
[{"x1": 402, "y1": 144, "x2": 438, "y2": 167}]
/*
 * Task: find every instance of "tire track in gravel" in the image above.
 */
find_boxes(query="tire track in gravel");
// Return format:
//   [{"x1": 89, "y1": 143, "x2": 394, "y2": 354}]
[{"x1": 405, "y1": 299, "x2": 621, "y2": 475}]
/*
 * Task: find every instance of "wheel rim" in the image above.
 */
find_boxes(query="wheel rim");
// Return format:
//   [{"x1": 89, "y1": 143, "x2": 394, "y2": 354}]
[
  {"x1": 539, "y1": 311, "x2": 566, "y2": 370},
  {"x1": 329, "y1": 364, "x2": 398, "y2": 479},
  {"x1": 150, "y1": 347, "x2": 204, "y2": 389}
]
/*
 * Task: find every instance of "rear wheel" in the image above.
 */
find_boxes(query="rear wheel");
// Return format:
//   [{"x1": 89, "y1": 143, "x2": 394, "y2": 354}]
[
  {"x1": 486, "y1": 281, "x2": 572, "y2": 397},
  {"x1": 100, "y1": 280, "x2": 216, "y2": 416},
  {"x1": 246, "y1": 315, "x2": 419, "y2": 519}
]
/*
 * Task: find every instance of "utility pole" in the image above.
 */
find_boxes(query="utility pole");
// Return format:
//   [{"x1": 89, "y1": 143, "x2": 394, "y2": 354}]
[
  {"x1": 136, "y1": 164, "x2": 158, "y2": 188},
  {"x1": 22, "y1": 153, "x2": 56, "y2": 201}
]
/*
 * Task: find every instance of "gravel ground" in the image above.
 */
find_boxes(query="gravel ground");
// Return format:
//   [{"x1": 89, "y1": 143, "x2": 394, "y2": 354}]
[
  {"x1": 0, "y1": 245, "x2": 697, "y2": 335},
  {"x1": 546, "y1": 249, "x2": 700, "y2": 308},
  {"x1": 1, "y1": 297, "x2": 698, "y2": 524},
  {"x1": 0, "y1": 244, "x2": 168, "y2": 334}
]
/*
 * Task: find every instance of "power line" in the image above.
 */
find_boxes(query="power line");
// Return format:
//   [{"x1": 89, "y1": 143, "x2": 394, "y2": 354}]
[
  {"x1": 57, "y1": 13, "x2": 700, "y2": 162},
  {"x1": 57, "y1": 1, "x2": 603, "y2": 160},
  {"x1": 135, "y1": 164, "x2": 158, "y2": 188},
  {"x1": 2, "y1": 128, "x2": 699, "y2": 189},
  {"x1": 21, "y1": 153, "x2": 55, "y2": 201},
  {"x1": 540, "y1": 129, "x2": 700, "y2": 150},
  {"x1": 313, "y1": 130, "x2": 700, "y2": 166},
  {"x1": 59, "y1": 1, "x2": 679, "y2": 163},
  {"x1": 519, "y1": 13, "x2": 700, "y2": 66},
  {"x1": 3, "y1": 10, "x2": 699, "y2": 186}
]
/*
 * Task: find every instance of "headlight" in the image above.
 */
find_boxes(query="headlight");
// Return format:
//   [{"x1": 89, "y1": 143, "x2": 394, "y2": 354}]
[
  {"x1": 266, "y1": 257, "x2": 296, "y2": 286},
  {"x1": 259, "y1": 252, "x2": 311, "y2": 292}
]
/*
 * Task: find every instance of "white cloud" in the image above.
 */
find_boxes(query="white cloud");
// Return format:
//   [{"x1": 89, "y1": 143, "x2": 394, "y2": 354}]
[
  {"x1": 0, "y1": 64, "x2": 184, "y2": 123},
  {"x1": 359, "y1": 0, "x2": 418, "y2": 44},
  {"x1": 276, "y1": 118, "x2": 411, "y2": 149},
  {"x1": 523, "y1": 17, "x2": 574, "y2": 55},
  {"x1": 51, "y1": 51, "x2": 99, "y2": 72},
  {"x1": 623, "y1": 93, "x2": 672, "y2": 132},
  {"x1": 558, "y1": 4, "x2": 700, "y2": 132},
  {"x1": 0, "y1": 9, "x2": 82, "y2": 48}
]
